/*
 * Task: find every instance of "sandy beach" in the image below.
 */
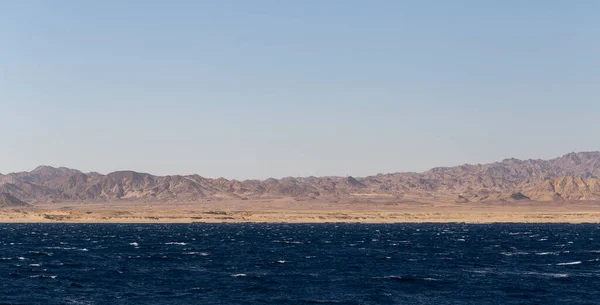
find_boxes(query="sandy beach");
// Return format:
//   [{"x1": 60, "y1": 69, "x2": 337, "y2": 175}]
[{"x1": 2, "y1": 199, "x2": 600, "y2": 224}]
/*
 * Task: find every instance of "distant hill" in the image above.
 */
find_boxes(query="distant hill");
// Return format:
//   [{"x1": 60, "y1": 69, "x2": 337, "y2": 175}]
[{"x1": 2, "y1": 152, "x2": 600, "y2": 204}]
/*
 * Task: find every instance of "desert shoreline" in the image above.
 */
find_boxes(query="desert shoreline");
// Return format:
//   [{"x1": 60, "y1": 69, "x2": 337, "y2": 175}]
[{"x1": 2, "y1": 198, "x2": 600, "y2": 224}]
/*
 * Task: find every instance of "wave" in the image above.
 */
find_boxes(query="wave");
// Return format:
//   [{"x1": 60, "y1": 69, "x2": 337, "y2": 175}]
[
  {"x1": 29, "y1": 275, "x2": 57, "y2": 279},
  {"x1": 373, "y1": 275, "x2": 440, "y2": 282},
  {"x1": 521, "y1": 271, "x2": 569, "y2": 278},
  {"x1": 556, "y1": 261, "x2": 582, "y2": 266},
  {"x1": 501, "y1": 251, "x2": 529, "y2": 256}
]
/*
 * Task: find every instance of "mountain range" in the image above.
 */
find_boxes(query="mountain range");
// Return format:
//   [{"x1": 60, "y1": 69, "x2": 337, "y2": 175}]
[{"x1": 2, "y1": 151, "x2": 600, "y2": 204}]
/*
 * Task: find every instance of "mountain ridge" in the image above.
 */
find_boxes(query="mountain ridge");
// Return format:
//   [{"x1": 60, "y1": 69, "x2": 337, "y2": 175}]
[{"x1": 2, "y1": 151, "x2": 600, "y2": 204}]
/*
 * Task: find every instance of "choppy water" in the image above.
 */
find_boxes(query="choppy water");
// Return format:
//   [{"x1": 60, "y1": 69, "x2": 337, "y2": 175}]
[{"x1": 1, "y1": 223, "x2": 600, "y2": 304}]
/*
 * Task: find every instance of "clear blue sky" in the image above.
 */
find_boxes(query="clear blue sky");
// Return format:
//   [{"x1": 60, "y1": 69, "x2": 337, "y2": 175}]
[{"x1": 1, "y1": 1, "x2": 599, "y2": 179}]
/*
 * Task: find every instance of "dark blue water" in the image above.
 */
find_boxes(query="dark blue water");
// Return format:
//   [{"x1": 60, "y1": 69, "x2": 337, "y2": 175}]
[{"x1": 1, "y1": 223, "x2": 600, "y2": 304}]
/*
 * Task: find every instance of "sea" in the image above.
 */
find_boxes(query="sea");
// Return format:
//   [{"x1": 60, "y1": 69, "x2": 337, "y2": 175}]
[{"x1": 1, "y1": 223, "x2": 599, "y2": 305}]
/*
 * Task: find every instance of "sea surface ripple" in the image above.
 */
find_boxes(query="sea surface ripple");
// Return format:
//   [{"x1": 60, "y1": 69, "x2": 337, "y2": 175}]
[{"x1": 1, "y1": 223, "x2": 599, "y2": 304}]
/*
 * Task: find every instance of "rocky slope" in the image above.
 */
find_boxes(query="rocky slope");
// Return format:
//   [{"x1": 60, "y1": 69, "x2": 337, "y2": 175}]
[
  {"x1": 0, "y1": 193, "x2": 30, "y2": 207},
  {"x1": 2, "y1": 152, "x2": 600, "y2": 204}
]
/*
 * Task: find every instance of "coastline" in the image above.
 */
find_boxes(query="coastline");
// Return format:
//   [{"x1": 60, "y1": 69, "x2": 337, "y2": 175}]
[{"x1": 2, "y1": 199, "x2": 600, "y2": 224}]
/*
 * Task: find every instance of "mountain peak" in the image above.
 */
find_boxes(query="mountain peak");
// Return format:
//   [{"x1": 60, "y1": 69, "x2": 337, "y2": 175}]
[
  {"x1": 32, "y1": 165, "x2": 57, "y2": 172},
  {"x1": 32, "y1": 165, "x2": 80, "y2": 174}
]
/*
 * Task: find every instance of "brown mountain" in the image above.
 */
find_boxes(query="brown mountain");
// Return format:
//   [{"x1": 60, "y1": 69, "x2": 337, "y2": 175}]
[
  {"x1": 1, "y1": 151, "x2": 600, "y2": 204},
  {"x1": 0, "y1": 193, "x2": 30, "y2": 207}
]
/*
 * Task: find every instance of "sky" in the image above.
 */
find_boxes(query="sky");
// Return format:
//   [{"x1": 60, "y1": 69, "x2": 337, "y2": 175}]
[{"x1": 1, "y1": 1, "x2": 599, "y2": 179}]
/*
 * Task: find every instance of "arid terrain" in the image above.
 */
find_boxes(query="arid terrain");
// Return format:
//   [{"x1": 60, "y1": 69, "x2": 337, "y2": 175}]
[
  {"x1": 1, "y1": 199, "x2": 600, "y2": 223},
  {"x1": 2, "y1": 151, "x2": 600, "y2": 223}
]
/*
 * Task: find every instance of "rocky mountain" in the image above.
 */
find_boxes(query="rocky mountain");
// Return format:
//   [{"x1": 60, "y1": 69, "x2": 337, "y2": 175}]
[
  {"x1": 0, "y1": 193, "x2": 30, "y2": 207},
  {"x1": 2, "y1": 152, "x2": 600, "y2": 204}
]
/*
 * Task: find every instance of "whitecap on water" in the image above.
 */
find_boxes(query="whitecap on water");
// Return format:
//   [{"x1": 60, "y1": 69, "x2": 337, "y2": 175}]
[
  {"x1": 165, "y1": 242, "x2": 187, "y2": 246},
  {"x1": 29, "y1": 275, "x2": 57, "y2": 279},
  {"x1": 508, "y1": 231, "x2": 533, "y2": 236},
  {"x1": 556, "y1": 261, "x2": 582, "y2": 266},
  {"x1": 521, "y1": 271, "x2": 569, "y2": 278},
  {"x1": 231, "y1": 273, "x2": 247, "y2": 277},
  {"x1": 129, "y1": 242, "x2": 139, "y2": 247},
  {"x1": 586, "y1": 258, "x2": 600, "y2": 262},
  {"x1": 375, "y1": 275, "x2": 402, "y2": 279},
  {"x1": 501, "y1": 251, "x2": 529, "y2": 256}
]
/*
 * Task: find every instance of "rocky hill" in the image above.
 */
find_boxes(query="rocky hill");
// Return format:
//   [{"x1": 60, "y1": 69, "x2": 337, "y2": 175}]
[
  {"x1": 2, "y1": 152, "x2": 600, "y2": 204},
  {"x1": 0, "y1": 193, "x2": 30, "y2": 207}
]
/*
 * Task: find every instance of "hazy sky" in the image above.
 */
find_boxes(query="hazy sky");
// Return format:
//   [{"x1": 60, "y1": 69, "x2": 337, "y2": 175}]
[{"x1": 1, "y1": 1, "x2": 599, "y2": 179}]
